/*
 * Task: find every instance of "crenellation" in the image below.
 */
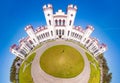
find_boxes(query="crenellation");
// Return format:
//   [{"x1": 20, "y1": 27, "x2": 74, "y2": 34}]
[{"x1": 10, "y1": 4, "x2": 107, "y2": 59}]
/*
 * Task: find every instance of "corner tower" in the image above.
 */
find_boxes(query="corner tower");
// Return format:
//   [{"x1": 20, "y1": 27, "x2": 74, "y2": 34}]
[
  {"x1": 25, "y1": 25, "x2": 39, "y2": 46},
  {"x1": 67, "y1": 4, "x2": 77, "y2": 26},
  {"x1": 43, "y1": 4, "x2": 53, "y2": 26},
  {"x1": 66, "y1": 4, "x2": 77, "y2": 38},
  {"x1": 43, "y1": 4, "x2": 55, "y2": 39},
  {"x1": 81, "y1": 25, "x2": 94, "y2": 44}
]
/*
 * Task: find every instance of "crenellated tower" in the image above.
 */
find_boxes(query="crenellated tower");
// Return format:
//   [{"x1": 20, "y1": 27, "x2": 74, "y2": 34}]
[
  {"x1": 43, "y1": 4, "x2": 55, "y2": 39},
  {"x1": 66, "y1": 4, "x2": 77, "y2": 38},
  {"x1": 25, "y1": 25, "x2": 39, "y2": 46},
  {"x1": 43, "y1": 4, "x2": 54, "y2": 26},
  {"x1": 81, "y1": 25, "x2": 94, "y2": 44},
  {"x1": 10, "y1": 44, "x2": 25, "y2": 59},
  {"x1": 67, "y1": 4, "x2": 77, "y2": 26}
]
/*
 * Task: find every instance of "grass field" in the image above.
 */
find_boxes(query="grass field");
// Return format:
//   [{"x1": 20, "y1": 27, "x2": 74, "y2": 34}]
[
  {"x1": 40, "y1": 45, "x2": 84, "y2": 78},
  {"x1": 19, "y1": 52, "x2": 36, "y2": 83},
  {"x1": 86, "y1": 52, "x2": 100, "y2": 83}
]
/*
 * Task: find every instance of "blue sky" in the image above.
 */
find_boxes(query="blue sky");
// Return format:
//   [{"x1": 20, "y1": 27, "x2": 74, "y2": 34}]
[{"x1": 0, "y1": 0, "x2": 120, "y2": 83}]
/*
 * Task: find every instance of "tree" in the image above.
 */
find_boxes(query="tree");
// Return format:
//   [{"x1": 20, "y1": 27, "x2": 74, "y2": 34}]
[
  {"x1": 10, "y1": 57, "x2": 20, "y2": 82},
  {"x1": 97, "y1": 54, "x2": 112, "y2": 83}
]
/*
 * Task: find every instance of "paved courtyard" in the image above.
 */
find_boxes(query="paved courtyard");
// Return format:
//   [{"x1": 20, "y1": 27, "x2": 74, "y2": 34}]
[{"x1": 31, "y1": 39, "x2": 90, "y2": 83}]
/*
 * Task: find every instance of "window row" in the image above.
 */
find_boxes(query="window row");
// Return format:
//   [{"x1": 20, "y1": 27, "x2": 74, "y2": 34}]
[
  {"x1": 71, "y1": 32, "x2": 82, "y2": 40},
  {"x1": 56, "y1": 29, "x2": 64, "y2": 36},
  {"x1": 37, "y1": 32, "x2": 50, "y2": 40},
  {"x1": 55, "y1": 19, "x2": 65, "y2": 26}
]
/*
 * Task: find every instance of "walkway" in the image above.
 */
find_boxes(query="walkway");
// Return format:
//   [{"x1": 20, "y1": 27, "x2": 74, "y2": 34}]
[{"x1": 31, "y1": 39, "x2": 90, "y2": 83}]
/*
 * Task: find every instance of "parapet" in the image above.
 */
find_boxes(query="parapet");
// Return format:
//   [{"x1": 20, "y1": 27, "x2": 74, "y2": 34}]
[
  {"x1": 86, "y1": 25, "x2": 94, "y2": 31},
  {"x1": 101, "y1": 43, "x2": 107, "y2": 48},
  {"x1": 25, "y1": 25, "x2": 33, "y2": 31},
  {"x1": 67, "y1": 4, "x2": 77, "y2": 10},
  {"x1": 43, "y1": 4, "x2": 53, "y2": 10},
  {"x1": 10, "y1": 44, "x2": 17, "y2": 51}
]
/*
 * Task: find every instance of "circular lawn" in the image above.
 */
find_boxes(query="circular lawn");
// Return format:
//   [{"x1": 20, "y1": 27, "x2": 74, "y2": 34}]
[{"x1": 40, "y1": 45, "x2": 84, "y2": 78}]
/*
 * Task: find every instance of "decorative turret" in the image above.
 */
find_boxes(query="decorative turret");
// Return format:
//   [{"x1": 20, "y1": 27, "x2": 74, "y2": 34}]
[
  {"x1": 67, "y1": 4, "x2": 77, "y2": 26},
  {"x1": 25, "y1": 25, "x2": 39, "y2": 46},
  {"x1": 43, "y1": 4, "x2": 53, "y2": 26},
  {"x1": 94, "y1": 43, "x2": 107, "y2": 56},
  {"x1": 81, "y1": 25, "x2": 94, "y2": 44},
  {"x1": 10, "y1": 44, "x2": 25, "y2": 59}
]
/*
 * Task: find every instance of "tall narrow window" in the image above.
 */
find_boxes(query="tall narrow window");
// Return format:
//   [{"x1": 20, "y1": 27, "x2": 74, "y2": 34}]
[
  {"x1": 49, "y1": 20, "x2": 51, "y2": 25},
  {"x1": 55, "y1": 20, "x2": 58, "y2": 26},
  {"x1": 63, "y1": 20, "x2": 65, "y2": 26},
  {"x1": 62, "y1": 30, "x2": 64, "y2": 35},
  {"x1": 51, "y1": 31, "x2": 53, "y2": 36},
  {"x1": 29, "y1": 40, "x2": 33, "y2": 44},
  {"x1": 33, "y1": 38, "x2": 36, "y2": 43},
  {"x1": 68, "y1": 31, "x2": 70, "y2": 36},
  {"x1": 59, "y1": 19, "x2": 61, "y2": 26},
  {"x1": 69, "y1": 20, "x2": 72, "y2": 26},
  {"x1": 59, "y1": 29, "x2": 61, "y2": 35},
  {"x1": 86, "y1": 40, "x2": 90, "y2": 44},
  {"x1": 56, "y1": 30, "x2": 58, "y2": 35}
]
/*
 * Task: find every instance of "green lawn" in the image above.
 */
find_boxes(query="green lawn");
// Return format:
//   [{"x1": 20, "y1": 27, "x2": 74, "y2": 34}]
[
  {"x1": 19, "y1": 52, "x2": 36, "y2": 83},
  {"x1": 86, "y1": 52, "x2": 100, "y2": 83},
  {"x1": 40, "y1": 45, "x2": 85, "y2": 78}
]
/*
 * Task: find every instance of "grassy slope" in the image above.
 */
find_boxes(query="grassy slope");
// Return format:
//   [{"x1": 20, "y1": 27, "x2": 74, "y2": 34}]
[
  {"x1": 19, "y1": 52, "x2": 36, "y2": 83},
  {"x1": 40, "y1": 45, "x2": 85, "y2": 78},
  {"x1": 86, "y1": 52, "x2": 100, "y2": 83}
]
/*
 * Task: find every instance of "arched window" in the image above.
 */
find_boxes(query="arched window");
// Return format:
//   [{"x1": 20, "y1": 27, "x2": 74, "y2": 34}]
[
  {"x1": 39, "y1": 35, "x2": 41, "y2": 39},
  {"x1": 33, "y1": 38, "x2": 36, "y2": 43},
  {"x1": 51, "y1": 31, "x2": 53, "y2": 36},
  {"x1": 49, "y1": 20, "x2": 51, "y2": 25},
  {"x1": 63, "y1": 20, "x2": 65, "y2": 26},
  {"x1": 59, "y1": 19, "x2": 61, "y2": 26},
  {"x1": 59, "y1": 29, "x2": 61, "y2": 35},
  {"x1": 43, "y1": 34, "x2": 45, "y2": 38},
  {"x1": 29, "y1": 40, "x2": 33, "y2": 44},
  {"x1": 41, "y1": 34, "x2": 43, "y2": 39},
  {"x1": 68, "y1": 31, "x2": 70, "y2": 36},
  {"x1": 37, "y1": 36, "x2": 39, "y2": 40},
  {"x1": 62, "y1": 30, "x2": 64, "y2": 35},
  {"x1": 56, "y1": 30, "x2": 58, "y2": 35},
  {"x1": 55, "y1": 20, "x2": 58, "y2": 26},
  {"x1": 69, "y1": 20, "x2": 72, "y2": 26},
  {"x1": 45, "y1": 33, "x2": 47, "y2": 37},
  {"x1": 86, "y1": 40, "x2": 90, "y2": 44}
]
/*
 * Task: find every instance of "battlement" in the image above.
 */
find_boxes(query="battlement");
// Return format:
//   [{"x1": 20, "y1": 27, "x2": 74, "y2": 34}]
[
  {"x1": 43, "y1": 4, "x2": 53, "y2": 10},
  {"x1": 55, "y1": 10, "x2": 65, "y2": 15},
  {"x1": 68, "y1": 4, "x2": 77, "y2": 10},
  {"x1": 101, "y1": 43, "x2": 107, "y2": 48},
  {"x1": 25, "y1": 25, "x2": 33, "y2": 31},
  {"x1": 10, "y1": 44, "x2": 17, "y2": 52},
  {"x1": 86, "y1": 25, "x2": 94, "y2": 31}
]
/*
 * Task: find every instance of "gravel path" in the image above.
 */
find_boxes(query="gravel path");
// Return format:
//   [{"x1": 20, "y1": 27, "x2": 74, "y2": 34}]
[{"x1": 31, "y1": 39, "x2": 90, "y2": 83}]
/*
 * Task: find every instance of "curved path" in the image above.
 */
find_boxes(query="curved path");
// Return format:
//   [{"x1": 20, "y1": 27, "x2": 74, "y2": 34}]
[{"x1": 31, "y1": 39, "x2": 90, "y2": 83}]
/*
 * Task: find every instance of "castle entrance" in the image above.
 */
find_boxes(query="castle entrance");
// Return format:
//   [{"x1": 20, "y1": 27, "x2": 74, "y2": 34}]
[{"x1": 59, "y1": 35, "x2": 62, "y2": 38}]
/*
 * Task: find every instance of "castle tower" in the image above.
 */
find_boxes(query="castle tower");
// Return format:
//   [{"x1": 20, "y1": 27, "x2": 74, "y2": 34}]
[
  {"x1": 67, "y1": 4, "x2": 77, "y2": 26},
  {"x1": 81, "y1": 25, "x2": 94, "y2": 44},
  {"x1": 10, "y1": 44, "x2": 25, "y2": 59},
  {"x1": 43, "y1": 4, "x2": 55, "y2": 39},
  {"x1": 43, "y1": 4, "x2": 54, "y2": 26},
  {"x1": 65, "y1": 4, "x2": 77, "y2": 38},
  {"x1": 94, "y1": 43, "x2": 107, "y2": 56},
  {"x1": 25, "y1": 25, "x2": 39, "y2": 46}
]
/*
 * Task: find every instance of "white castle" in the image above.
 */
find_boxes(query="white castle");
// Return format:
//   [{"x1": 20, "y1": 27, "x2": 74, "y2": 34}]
[{"x1": 10, "y1": 4, "x2": 107, "y2": 59}]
